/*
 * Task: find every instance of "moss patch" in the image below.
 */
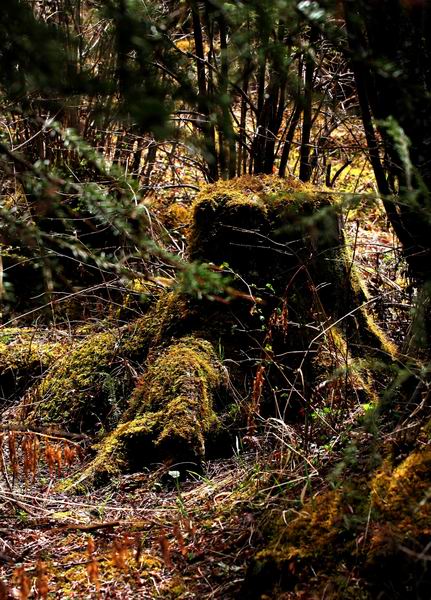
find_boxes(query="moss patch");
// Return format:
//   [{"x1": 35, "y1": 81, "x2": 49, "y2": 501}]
[
  {"x1": 368, "y1": 450, "x2": 431, "y2": 559},
  {"x1": 189, "y1": 174, "x2": 323, "y2": 284},
  {"x1": 26, "y1": 330, "x2": 123, "y2": 430},
  {"x1": 75, "y1": 336, "x2": 227, "y2": 485},
  {"x1": 20, "y1": 291, "x2": 196, "y2": 432},
  {"x1": 243, "y1": 448, "x2": 431, "y2": 599},
  {"x1": 0, "y1": 327, "x2": 66, "y2": 403}
]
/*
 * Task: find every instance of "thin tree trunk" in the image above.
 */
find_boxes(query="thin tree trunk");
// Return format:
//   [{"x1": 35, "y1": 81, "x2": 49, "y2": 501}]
[
  {"x1": 279, "y1": 101, "x2": 301, "y2": 178},
  {"x1": 299, "y1": 31, "x2": 316, "y2": 182},
  {"x1": 191, "y1": 2, "x2": 218, "y2": 181}
]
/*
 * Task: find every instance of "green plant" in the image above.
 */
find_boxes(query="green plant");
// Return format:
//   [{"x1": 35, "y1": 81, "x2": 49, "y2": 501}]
[{"x1": 168, "y1": 470, "x2": 188, "y2": 518}]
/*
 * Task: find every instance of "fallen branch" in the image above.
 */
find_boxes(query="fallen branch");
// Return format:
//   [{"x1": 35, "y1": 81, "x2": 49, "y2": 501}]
[
  {"x1": 0, "y1": 424, "x2": 91, "y2": 444},
  {"x1": 55, "y1": 520, "x2": 121, "y2": 533}
]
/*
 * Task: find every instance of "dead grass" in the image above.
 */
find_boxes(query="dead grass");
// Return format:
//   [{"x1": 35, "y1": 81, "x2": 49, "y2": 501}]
[{"x1": 0, "y1": 421, "x2": 333, "y2": 599}]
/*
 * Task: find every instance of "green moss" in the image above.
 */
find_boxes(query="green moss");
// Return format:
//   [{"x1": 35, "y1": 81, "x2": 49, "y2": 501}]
[
  {"x1": 261, "y1": 486, "x2": 365, "y2": 564},
  {"x1": 73, "y1": 336, "x2": 227, "y2": 485},
  {"x1": 27, "y1": 329, "x2": 121, "y2": 429},
  {"x1": 74, "y1": 415, "x2": 157, "y2": 486},
  {"x1": 361, "y1": 450, "x2": 431, "y2": 597},
  {"x1": 362, "y1": 309, "x2": 398, "y2": 358},
  {"x1": 161, "y1": 577, "x2": 189, "y2": 597},
  {"x1": 242, "y1": 482, "x2": 370, "y2": 598},
  {"x1": 244, "y1": 449, "x2": 431, "y2": 598},
  {"x1": 370, "y1": 450, "x2": 431, "y2": 549},
  {"x1": 21, "y1": 291, "x2": 195, "y2": 432},
  {"x1": 129, "y1": 336, "x2": 224, "y2": 457},
  {"x1": 0, "y1": 327, "x2": 66, "y2": 401},
  {"x1": 141, "y1": 291, "x2": 192, "y2": 348}
]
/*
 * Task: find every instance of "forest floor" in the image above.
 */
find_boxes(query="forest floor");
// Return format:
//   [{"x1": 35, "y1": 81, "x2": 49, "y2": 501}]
[
  {"x1": 0, "y1": 445, "x2": 314, "y2": 599},
  {"x1": 0, "y1": 191, "x2": 411, "y2": 599}
]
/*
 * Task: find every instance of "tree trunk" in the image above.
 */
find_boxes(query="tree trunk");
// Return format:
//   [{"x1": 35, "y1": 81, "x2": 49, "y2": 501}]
[{"x1": 343, "y1": 0, "x2": 431, "y2": 283}]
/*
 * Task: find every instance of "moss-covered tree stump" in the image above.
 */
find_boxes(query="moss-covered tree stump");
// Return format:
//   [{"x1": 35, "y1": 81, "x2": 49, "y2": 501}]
[
  {"x1": 189, "y1": 175, "x2": 395, "y2": 415},
  {"x1": 11, "y1": 175, "x2": 396, "y2": 483}
]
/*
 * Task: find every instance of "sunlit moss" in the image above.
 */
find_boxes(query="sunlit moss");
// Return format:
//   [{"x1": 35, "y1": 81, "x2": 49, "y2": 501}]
[
  {"x1": 245, "y1": 449, "x2": 431, "y2": 598},
  {"x1": 362, "y1": 310, "x2": 398, "y2": 358},
  {"x1": 189, "y1": 174, "x2": 324, "y2": 273},
  {"x1": 21, "y1": 290, "x2": 195, "y2": 431},
  {"x1": 73, "y1": 336, "x2": 227, "y2": 485},
  {"x1": 0, "y1": 327, "x2": 66, "y2": 401},
  {"x1": 370, "y1": 450, "x2": 431, "y2": 545},
  {"x1": 27, "y1": 329, "x2": 121, "y2": 428}
]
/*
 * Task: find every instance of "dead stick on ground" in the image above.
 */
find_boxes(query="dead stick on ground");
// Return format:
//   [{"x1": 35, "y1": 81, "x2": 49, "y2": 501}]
[
  {"x1": 0, "y1": 425, "x2": 90, "y2": 444},
  {"x1": 1, "y1": 494, "x2": 41, "y2": 518},
  {"x1": 55, "y1": 520, "x2": 121, "y2": 533}
]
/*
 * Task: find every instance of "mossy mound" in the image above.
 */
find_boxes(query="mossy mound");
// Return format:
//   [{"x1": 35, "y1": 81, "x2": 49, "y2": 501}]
[
  {"x1": 75, "y1": 336, "x2": 227, "y2": 484},
  {"x1": 242, "y1": 484, "x2": 369, "y2": 598},
  {"x1": 25, "y1": 329, "x2": 126, "y2": 430},
  {"x1": 0, "y1": 327, "x2": 66, "y2": 403},
  {"x1": 190, "y1": 174, "x2": 395, "y2": 359},
  {"x1": 243, "y1": 449, "x2": 431, "y2": 599},
  {"x1": 21, "y1": 291, "x2": 194, "y2": 431},
  {"x1": 14, "y1": 175, "x2": 397, "y2": 481},
  {"x1": 365, "y1": 450, "x2": 431, "y2": 596},
  {"x1": 189, "y1": 174, "x2": 396, "y2": 420}
]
